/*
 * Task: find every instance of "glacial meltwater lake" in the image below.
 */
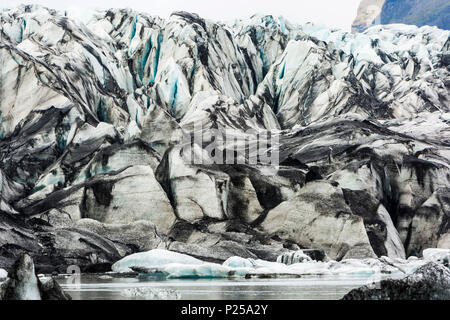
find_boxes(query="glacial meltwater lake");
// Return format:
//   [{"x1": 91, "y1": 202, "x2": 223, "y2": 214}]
[{"x1": 57, "y1": 274, "x2": 390, "y2": 300}]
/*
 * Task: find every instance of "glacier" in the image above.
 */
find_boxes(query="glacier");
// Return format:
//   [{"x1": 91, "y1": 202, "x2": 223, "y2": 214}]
[{"x1": 0, "y1": 4, "x2": 449, "y2": 274}]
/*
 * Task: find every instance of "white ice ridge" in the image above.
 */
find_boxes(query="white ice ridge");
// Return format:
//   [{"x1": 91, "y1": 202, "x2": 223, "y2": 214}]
[{"x1": 111, "y1": 249, "x2": 450, "y2": 279}]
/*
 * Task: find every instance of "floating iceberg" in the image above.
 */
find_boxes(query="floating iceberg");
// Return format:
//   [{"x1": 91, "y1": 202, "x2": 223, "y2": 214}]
[
  {"x1": 111, "y1": 249, "x2": 204, "y2": 273},
  {"x1": 121, "y1": 288, "x2": 181, "y2": 300}
]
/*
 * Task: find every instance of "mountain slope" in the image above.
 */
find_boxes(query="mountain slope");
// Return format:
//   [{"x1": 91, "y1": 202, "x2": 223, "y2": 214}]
[{"x1": 381, "y1": 0, "x2": 450, "y2": 30}]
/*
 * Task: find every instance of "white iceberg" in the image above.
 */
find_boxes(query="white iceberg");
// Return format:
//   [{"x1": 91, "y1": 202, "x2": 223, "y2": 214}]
[{"x1": 111, "y1": 249, "x2": 204, "y2": 273}]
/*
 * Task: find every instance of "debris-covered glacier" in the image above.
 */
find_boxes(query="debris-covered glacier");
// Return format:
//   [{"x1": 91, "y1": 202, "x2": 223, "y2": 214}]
[{"x1": 0, "y1": 4, "x2": 449, "y2": 273}]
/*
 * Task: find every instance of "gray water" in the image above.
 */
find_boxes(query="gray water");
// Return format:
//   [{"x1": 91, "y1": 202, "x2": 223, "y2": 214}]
[{"x1": 58, "y1": 274, "x2": 382, "y2": 300}]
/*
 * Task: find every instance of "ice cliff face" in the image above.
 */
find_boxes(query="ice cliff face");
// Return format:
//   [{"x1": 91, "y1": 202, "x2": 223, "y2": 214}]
[{"x1": 0, "y1": 5, "x2": 449, "y2": 272}]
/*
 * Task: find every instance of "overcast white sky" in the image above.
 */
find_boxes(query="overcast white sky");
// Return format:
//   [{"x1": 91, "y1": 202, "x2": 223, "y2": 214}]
[{"x1": 2, "y1": 0, "x2": 362, "y2": 31}]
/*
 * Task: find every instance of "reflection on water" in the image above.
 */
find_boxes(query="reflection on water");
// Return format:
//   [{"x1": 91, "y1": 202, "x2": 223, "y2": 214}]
[{"x1": 58, "y1": 274, "x2": 387, "y2": 300}]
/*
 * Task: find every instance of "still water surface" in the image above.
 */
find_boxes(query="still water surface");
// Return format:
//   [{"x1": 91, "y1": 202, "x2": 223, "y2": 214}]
[{"x1": 58, "y1": 274, "x2": 384, "y2": 300}]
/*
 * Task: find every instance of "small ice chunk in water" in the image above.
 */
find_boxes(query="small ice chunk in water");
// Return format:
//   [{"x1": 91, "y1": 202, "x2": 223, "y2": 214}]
[
  {"x1": 113, "y1": 248, "x2": 450, "y2": 280},
  {"x1": 121, "y1": 288, "x2": 181, "y2": 300}
]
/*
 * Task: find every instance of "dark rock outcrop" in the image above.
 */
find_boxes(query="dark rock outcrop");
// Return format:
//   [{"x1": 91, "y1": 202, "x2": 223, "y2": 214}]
[
  {"x1": 38, "y1": 277, "x2": 72, "y2": 300},
  {"x1": 342, "y1": 262, "x2": 450, "y2": 300}
]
